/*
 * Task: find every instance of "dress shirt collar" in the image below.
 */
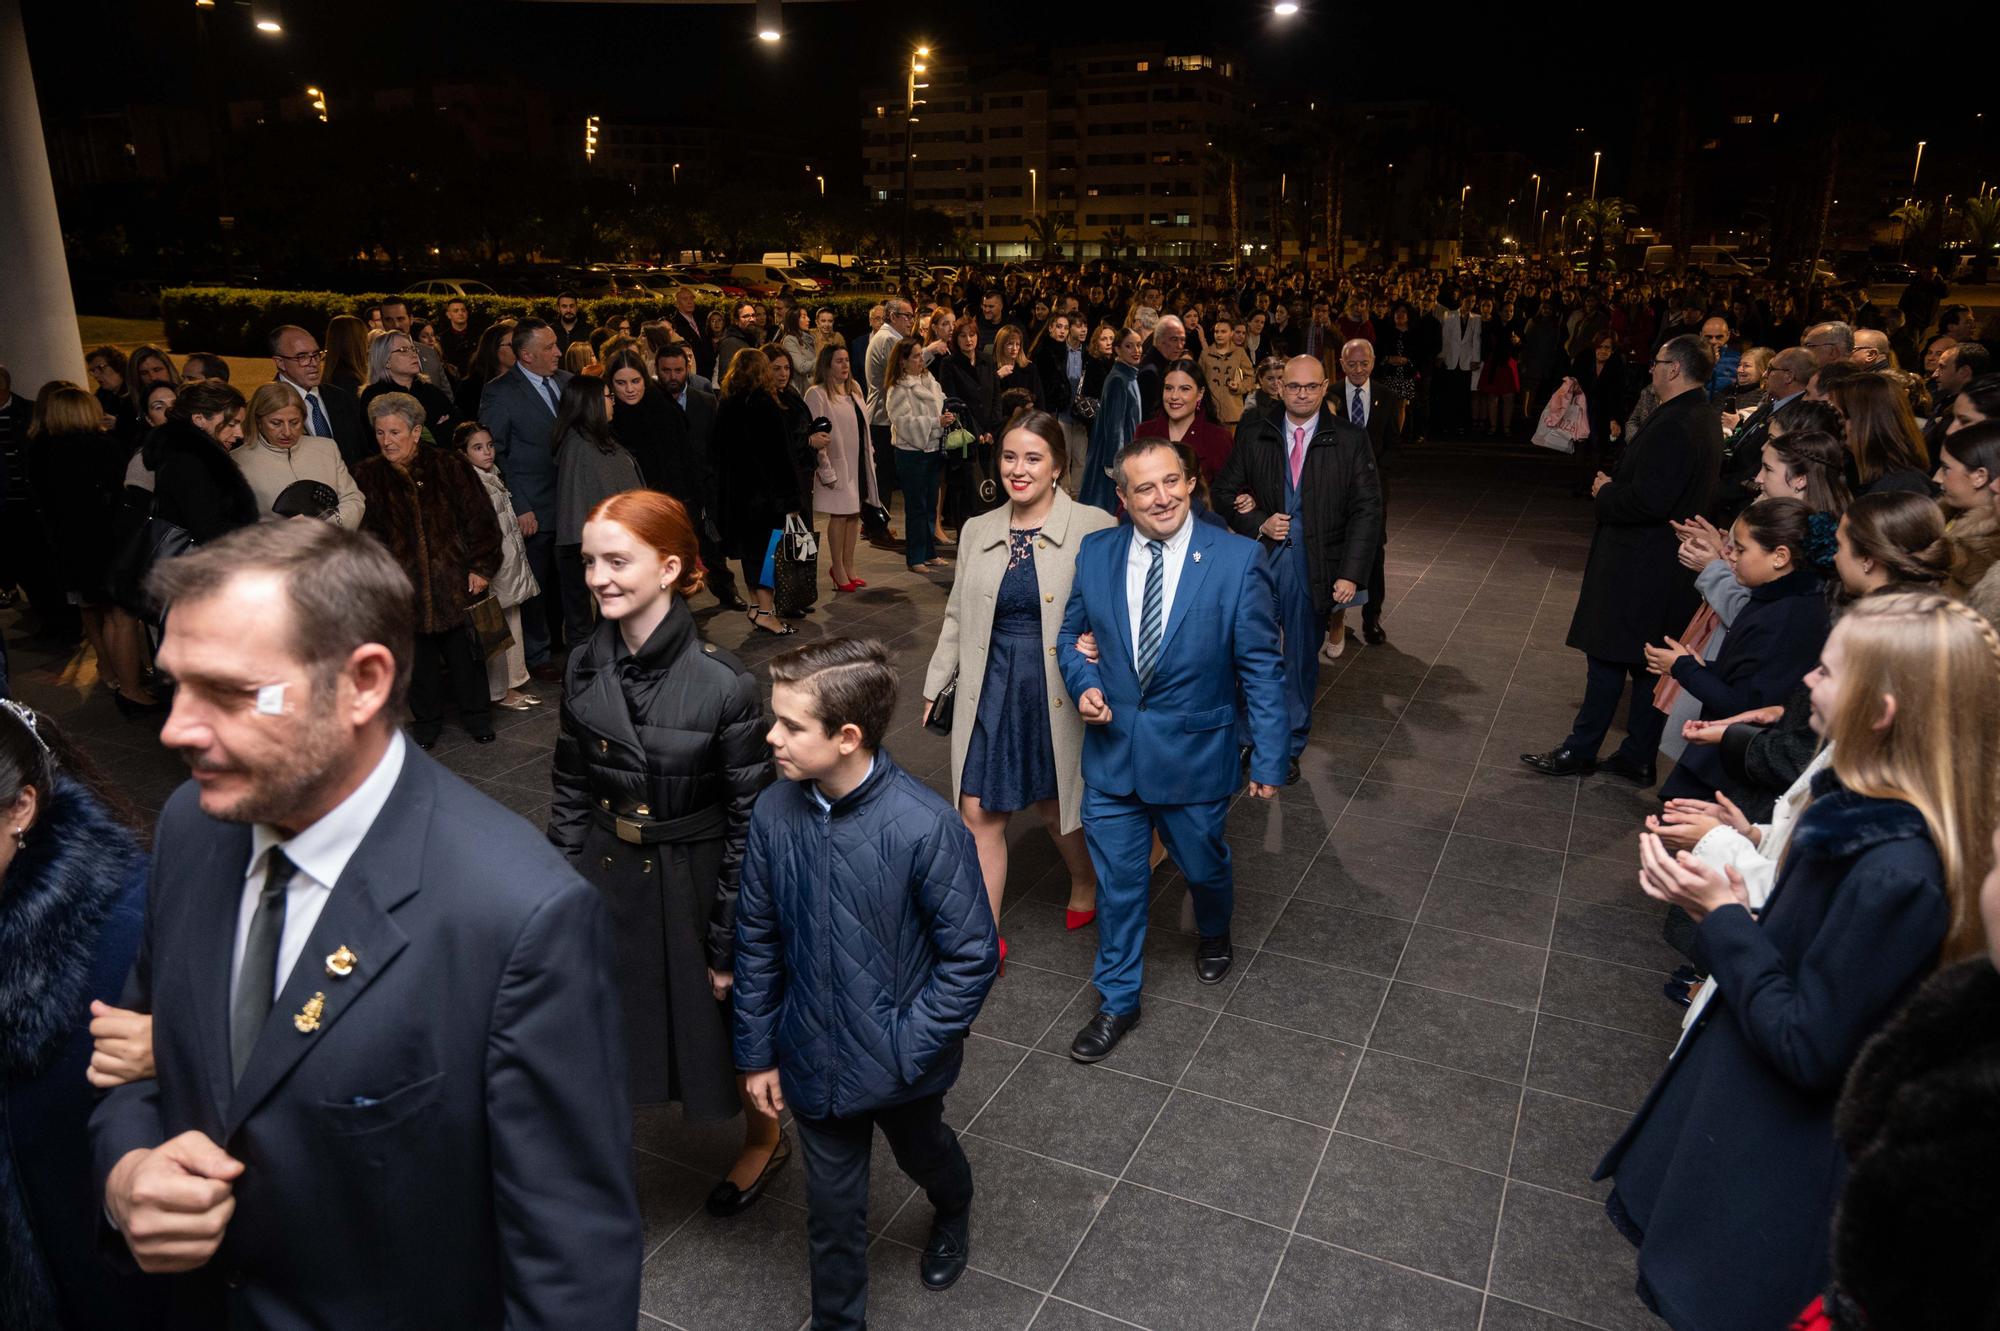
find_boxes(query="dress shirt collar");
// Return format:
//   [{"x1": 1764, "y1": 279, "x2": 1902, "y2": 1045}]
[
  {"x1": 249, "y1": 732, "x2": 407, "y2": 889},
  {"x1": 520, "y1": 365, "x2": 556, "y2": 395},
  {"x1": 1769, "y1": 390, "x2": 1802, "y2": 412},
  {"x1": 1130, "y1": 509, "x2": 1196, "y2": 564}
]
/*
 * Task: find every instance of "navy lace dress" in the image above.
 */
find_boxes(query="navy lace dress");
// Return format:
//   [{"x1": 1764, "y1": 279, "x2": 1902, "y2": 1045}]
[{"x1": 960, "y1": 528, "x2": 1059, "y2": 812}]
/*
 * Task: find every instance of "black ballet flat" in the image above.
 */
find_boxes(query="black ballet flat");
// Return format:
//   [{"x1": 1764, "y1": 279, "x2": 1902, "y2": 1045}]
[{"x1": 705, "y1": 1135, "x2": 792, "y2": 1218}]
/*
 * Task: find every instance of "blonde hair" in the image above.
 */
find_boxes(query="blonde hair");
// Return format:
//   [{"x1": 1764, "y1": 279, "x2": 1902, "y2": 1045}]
[
  {"x1": 247, "y1": 381, "x2": 306, "y2": 447},
  {"x1": 1825, "y1": 590, "x2": 2000, "y2": 962}
]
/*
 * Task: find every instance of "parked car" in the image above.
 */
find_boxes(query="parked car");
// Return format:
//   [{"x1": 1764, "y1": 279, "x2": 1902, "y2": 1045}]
[
  {"x1": 405, "y1": 278, "x2": 498, "y2": 299},
  {"x1": 1864, "y1": 261, "x2": 1917, "y2": 284},
  {"x1": 1641, "y1": 245, "x2": 1754, "y2": 278}
]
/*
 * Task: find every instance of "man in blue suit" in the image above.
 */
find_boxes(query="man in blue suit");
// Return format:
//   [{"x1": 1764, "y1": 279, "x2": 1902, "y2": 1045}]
[
  {"x1": 1058, "y1": 438, "x2": 1288, "y2": 1062},
  {"x1": 479, "y1": 317, "x2": 571, "y2": 677},
  {"x1": 90, "y1": 520, "x2": 640, "y2": 1328}
]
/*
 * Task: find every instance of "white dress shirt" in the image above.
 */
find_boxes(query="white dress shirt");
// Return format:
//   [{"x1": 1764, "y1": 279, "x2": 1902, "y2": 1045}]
[
  {"x1": 280, "y1": 376, "x2": 334, "y2": 435},
  {"x1": 1125, "y1": 514, "x2": 1197, "y2": 667},
  {"x1": 232, "y1": 732, "x2": 407, "y2": 1000},
  {"x1": 1343, "y1": 380, "x2": 1370, "y2": 427}
]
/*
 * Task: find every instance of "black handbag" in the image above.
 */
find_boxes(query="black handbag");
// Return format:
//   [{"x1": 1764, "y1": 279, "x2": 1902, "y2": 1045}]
[
  {"x1": 925, "y1": 674, "x2": 956, "y2": 735},
  {"x1": 771, "y1": 512, "x2": 820, "y2": 617},
  {"x1": 107, "y1": 488, "x2": 193, "y2": 617}
]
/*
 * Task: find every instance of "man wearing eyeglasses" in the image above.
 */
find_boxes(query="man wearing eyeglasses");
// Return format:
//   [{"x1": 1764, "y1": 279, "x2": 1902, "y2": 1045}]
[
  {"x1": 267, "y1": 326, "x2": 367, "y2": 467},
  {"x1": 1801, "y1": 321, "x2": 1853, "y2": 368},
  {"x1": 862, "y1": 299, "x2": 916, "y2": 546},
  {"x1": 1213, "y1": 354, "x2": 1383, "y2": 778},
  {"x1": 1524, "y1": 334, "x2": 1723, "y2": 787},
  {"x1": 1709, "y1": 345, "x2": 1812, "y2": 525}
]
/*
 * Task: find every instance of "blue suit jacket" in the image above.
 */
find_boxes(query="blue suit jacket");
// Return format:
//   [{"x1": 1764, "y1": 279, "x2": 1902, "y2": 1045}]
[
  {"x1": 90, "y1": 747, "x2": 640, "y2": 1329},
  {"x1": 1058, "y1": 517, "x2": 1289, "y2": 802},
  {"x1": 481, "y1": 365, "x2": 572, "y2": 523}
]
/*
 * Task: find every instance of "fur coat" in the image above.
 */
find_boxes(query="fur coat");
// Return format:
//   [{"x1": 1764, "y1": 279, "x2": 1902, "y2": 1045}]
[
  {"x1": 354, "y1": 447, "x2": 503, "y2": 634},
  {"x1": 0, "y1": 777, "x2": 158, "y2": 1330}
]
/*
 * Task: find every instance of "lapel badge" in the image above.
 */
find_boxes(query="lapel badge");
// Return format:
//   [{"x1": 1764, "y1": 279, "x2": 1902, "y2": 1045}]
[
  {"x1": 1192, "y1": 550, "x2": 1202, "y2": 564},
  {"x1": 294, "y1": 991, "x2": 326, "y2": 1034},
  {"x1": 325, "y1": 945, "x2": 358, "y2": 978}
]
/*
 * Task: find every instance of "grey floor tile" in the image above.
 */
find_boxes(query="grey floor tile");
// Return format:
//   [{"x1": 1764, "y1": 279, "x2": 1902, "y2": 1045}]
[
  {"x1": 1256, "y1": 1235, "x2": 1483, "y2": 1331},
  {"x1": 1337, "y1": 1050, "x2": 1523, "y2": 1172},
  {"x1": 1323, "y1": 812, "x2": 1452, "y2": 869},
  {"x1": 1363, "y1": 751, "x2": 1479, "y2": 795},
  {"x1": 1526, "y1": 1014, "x2": 1673, "y2": 1114},
  {"x1": 1558, "y1": 853, "x2": 1655, "y2": 914},
  {"x1": 1539, "y1": 953, "x2": 1685, "y2": 1042},
  {"x1": 1292, "y1": 855, "x2": 1434, "y2": 921},
  {"x1": 1417, "y1": 875, "x2": 1558, "y2": 948},
  {"x1": 1339, "y1": 779, "x2": 1468, "y2": 831},
  {"x1": 1393, "y1": 924, "x2": 1547, "y2": 1010},
  {"x1": 1052, "y1": 1185, "x2": 1285, "y2": 1331},
  {"x1": 1453, "y1": 796, "x2": 1573, "y2": 851},
  {"x1": 1552, "y1": 901, "x2": 1684, "y2": 973},
  {"x1": 1000, "y1": 901, "x2": 1105, "y2": 979},
  {"x1": 1295, "y1": 1132, "x2": 1506, "y2": 1285},
  {"x1": 1226, "y1": 950, "x2": 1389, "y2": 1044},
  {"x1": 1436, "y1": 834, "x2": 1566, "y2": 894},
  {"x1": 1574, "y1": 776, "x2": 1668, "y2": 823},
  {"x1": 1261, "y1": 898, "x2": 1414, "y2": 977},
  {"x1": 1035, "y1": 991, "x2": 1217, "y2": 1085},
  {"x1": 1510, "y1": 1089, "x2": 1629, "y2": 1202},
  {"x1": 636, "y1": 1151, "x2": 712, "y2": 1252},
  {"x1": 860, "y1": 1237, "x2": 1046, "y2": 1329},
  {"x1": 1369, "y1": 981, "x2": 1537, "y2": 1082},
  {"x1": 1481, "y1": 1297, "x2": 1608, "y2": 1331},
  {"x1": 1135, "y1": 929, "x2": 1250, "y2": 1010},
  {"x1": 1125, "y1": 1089, "x2": 1328, "y2": 1226},
  {"x1": 640, "y1": 1195, "x2": 814, "y2": 1331},
  {"x1": 1146, "y1": 884, "x2": 1287, "y2": 952},
  {"x1": 1176, "y1": 1013, "x2": 1361, "y2": 1127},
  {"x1": 974, "y1": 964, "x2": 1089, "y2": 1047},
  {"x1": 950, "y1": 1034, "x2": 1034, "y2": 1128},
  {"x1": 967, "y1": 1052, "x2": 1170, "y2": 1175},
  {"x1": 882, "y1": 1135, "x2": 1109, "y2": 1292},
  {"x1": 1027, "y1": 1302, "x2": 1135, "y2": 1330},
  {"x1": 1490, "y1": 1183, "x2": 1664, "y2": 1331}
]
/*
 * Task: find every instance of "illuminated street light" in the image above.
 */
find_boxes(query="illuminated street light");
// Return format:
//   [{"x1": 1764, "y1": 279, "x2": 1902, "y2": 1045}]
[
  {"x1": 306, "y1": 85, "x2": 327, "y2": 122},
  {"x1": 1911, "y1": 140, "x2": 1926, "y2": 193},
  {"x1": 250, "y1": 0, "x2": 282, "y2": 33},
  {"x1": 583, "y1": 114, "x2": 599, "y2": 163},
  {"x1": 1590, "y1": 150, "x2": 1601, "y2": 199},
  {"x1": 755, "y1": 0, "x2": 782, "y2": 41},
  {"x1": 1274, "y1": 1, "x2": 1300, "y2": 13}
]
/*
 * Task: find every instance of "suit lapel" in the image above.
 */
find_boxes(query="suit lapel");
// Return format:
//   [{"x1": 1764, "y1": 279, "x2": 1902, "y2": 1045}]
[
  {"x1": 189, "y1": 820, "x2": 255, "y2": 1124},
  {"x1": 1105, "y1": 529, "x2": 1135, "y2": 676},
  {"x1": 224, "y1": 759, "x2": 432, "y2": 1132},
  {"x1": 1158, "y1": 520, "x2": 1215, "y2": 662}
]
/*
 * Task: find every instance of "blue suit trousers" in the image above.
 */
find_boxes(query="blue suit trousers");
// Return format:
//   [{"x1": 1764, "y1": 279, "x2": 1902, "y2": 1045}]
[{"x1": 1081, "y1": 786, "x2": 1233, "y2": 1015}]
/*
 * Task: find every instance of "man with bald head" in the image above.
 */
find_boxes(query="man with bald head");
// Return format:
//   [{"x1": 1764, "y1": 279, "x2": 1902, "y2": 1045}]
[
  {"x1": 1700, "y1": 316, "x2": 1739, "y2": 400},
  {"x1": 1214, "y1": 354, "x2": 1383, "y2": 775},
  {"x1": 1802, "y1": 321, "x2": 1854, "y2": 367},
  {"x1": 1850, "y1": 328, "x2": 1893, "y2": 369}
]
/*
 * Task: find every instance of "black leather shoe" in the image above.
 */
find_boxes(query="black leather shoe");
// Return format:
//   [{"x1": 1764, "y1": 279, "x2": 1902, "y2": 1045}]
[
  {"x1": 1069, "y1": 1008, "x2": 1140, "y2": 1063},
  {"x1": 1597, "y1": 752, "x2": 1657, "y2": 787},
  {"x1": 1520, "y1": 747, "x2": 1596, "y2": 778},
  {"x1": 705, "y1": 1135, "x2": 792, "y2": 1218},
  {"x1": 1362, "y1": 621, "x2": 1387, "y2": 645},
  {"x1": 1196, "y1": 933, "x2": 1234, "y2": 984},
  {"x1": 920, "y1": 1210, "x2": 970, "y2": 1291},
  {"x1": 1286, "y1": 757, "x2": 1302, "y2": 786}
]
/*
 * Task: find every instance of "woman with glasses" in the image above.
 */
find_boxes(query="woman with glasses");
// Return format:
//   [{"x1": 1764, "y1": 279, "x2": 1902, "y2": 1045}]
[{"x1": 361, "y1": 329, "x2": 458, "y2": 443}]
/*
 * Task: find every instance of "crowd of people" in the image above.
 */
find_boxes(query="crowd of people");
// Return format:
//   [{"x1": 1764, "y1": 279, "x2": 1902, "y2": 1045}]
[{"x1": 0, "y1": 250, "x2": 1997, "y2": 1331}]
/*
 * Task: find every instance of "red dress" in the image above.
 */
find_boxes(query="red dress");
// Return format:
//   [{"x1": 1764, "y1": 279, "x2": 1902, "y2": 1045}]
[{"x1": 1134, "y1": 414, "x2": 1235, "y2": 484}]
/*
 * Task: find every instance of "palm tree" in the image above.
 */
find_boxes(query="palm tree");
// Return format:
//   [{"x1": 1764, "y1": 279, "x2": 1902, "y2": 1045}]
[
  {"x1": 1201, "y1": 143, "x2": 1249, "y2": 270},
  {"x1": 1962, "y1": 194, "x2": 2000, "y2": 283},
  {"x1": 1564, "y1": 196, "x2": 1636, "y2": 279},
  {"x1": 1025, "y1": 210, "x2": 1073, "y2": 260},
  {"x1": 1099, "y1": 224, "x2": 1131, "y2": 260},
  {"x1": 1891, "y1": 200, "x2": 1932, "y2": 262}
]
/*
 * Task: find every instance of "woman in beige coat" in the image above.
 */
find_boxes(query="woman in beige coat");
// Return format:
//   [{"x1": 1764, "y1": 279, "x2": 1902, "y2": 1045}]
[{"x1": 924, "y1": 411, "x2": 1113, "y2": 958}]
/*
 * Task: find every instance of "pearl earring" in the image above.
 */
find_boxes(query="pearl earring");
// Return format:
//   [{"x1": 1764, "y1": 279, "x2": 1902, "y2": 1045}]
[{"x1": 10, "y1": 827, "x2": 23, "y2": 851}]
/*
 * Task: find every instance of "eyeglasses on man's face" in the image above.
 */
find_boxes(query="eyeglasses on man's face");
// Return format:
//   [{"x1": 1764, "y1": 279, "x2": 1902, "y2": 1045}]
[
  {"x1": 276, "y1": 350, "x2": 324, "y2": 365},
  {"x1": 1281, "y1": 380, "x2": 1326, "y2": 394}
]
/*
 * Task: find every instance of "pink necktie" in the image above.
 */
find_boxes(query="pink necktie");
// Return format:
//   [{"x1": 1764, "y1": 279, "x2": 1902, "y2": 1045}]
[{"x1": 1289, "y1": 427, "x2": 1306, "y2": 487}]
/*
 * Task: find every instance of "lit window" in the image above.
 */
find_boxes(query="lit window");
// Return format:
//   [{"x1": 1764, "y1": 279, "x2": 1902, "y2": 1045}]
[
  {"x1": 1136, "y1": 61, "x2": 1149, "y2": 72},
  {"x1": 1731, "y1": 115, "x2": 1753, "y2": 125}
]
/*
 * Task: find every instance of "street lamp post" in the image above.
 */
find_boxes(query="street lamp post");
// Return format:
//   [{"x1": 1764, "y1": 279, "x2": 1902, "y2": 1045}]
[
  {"x1": 1911, "y1": 140, "x2": 1926, "y2": 193},
  {"x1": 1029, "y1": 166, "x2": 1037, "y2": 217},
  {"x1": 1459, "y1": 184, "x2": 1470, "y2": 254},
  {"x1": 1590, "y1": 150, "x2": 1601, "y2": 200},
  {"x1": 1529, "y1": 173, "x2": 1541, "y2": 252},
  {"x1": 897, "y1": 44, "x2": 929, "y2": 294}
]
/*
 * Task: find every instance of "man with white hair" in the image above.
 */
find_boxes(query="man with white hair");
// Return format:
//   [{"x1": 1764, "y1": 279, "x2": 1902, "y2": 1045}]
[
  {"x1": 1138, "y1": 315, "x2": 1187, "y2": 420},
  {"x1": 1802, "y1": 321, "x2": 1854, "y2": 367}
]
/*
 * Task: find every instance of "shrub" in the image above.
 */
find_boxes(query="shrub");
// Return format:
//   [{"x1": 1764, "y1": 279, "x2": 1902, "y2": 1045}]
[{"x1": 159, "y1": 287, "x2": 896, "y2": 357}]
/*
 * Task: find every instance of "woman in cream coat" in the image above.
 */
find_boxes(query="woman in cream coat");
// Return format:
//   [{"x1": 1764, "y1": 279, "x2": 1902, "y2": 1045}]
[
  {"x1": 233, "y1": 381, "x2": 365, "y2": 527},
  {"x1": 924, "y1": 411, "x2": 1113, "y2": 957}
]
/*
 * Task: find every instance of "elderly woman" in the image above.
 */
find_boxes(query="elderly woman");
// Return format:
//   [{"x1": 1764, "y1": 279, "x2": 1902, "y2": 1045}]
[
  {"x1": 1719, "y1": 346, "x2": 1776, "y2": 417},
  {"x1": 232, "y1": 381, "x2": 365, "y2": 527},
  {"x1": 361, "y1": 329, "x2": 457, "y2": 442},
  {"x1": 353, "y1": 392, "x2": 503, "y2": 748}
]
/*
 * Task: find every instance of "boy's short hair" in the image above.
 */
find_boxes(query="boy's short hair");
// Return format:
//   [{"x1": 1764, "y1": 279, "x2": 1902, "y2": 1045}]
[{"x1": 767, "y1": 638, "x2": 897, "y2": 749}]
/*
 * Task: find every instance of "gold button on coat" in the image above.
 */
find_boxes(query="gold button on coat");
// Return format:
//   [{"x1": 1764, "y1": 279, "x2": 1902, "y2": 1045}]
[
  {"x1": 636, "y1": 804, "x2": 651, "y2": 816},
  {"x1": 1053, "y1": 697, "x2": 1063, "y2": 708},
  {"x1": 598, "y1": 739, "x2": 609, "y2": 754},
  {"x1": 641, "y1": 859, "x2": 654, "y2": 873},
  {"x1": 600, "y1": 856, "x2": 614, "y2": 871}
]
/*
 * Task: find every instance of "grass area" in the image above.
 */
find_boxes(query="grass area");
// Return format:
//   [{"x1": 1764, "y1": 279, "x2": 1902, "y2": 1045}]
[{"x1": 77, "y1": 314, "x2": 276, "y2": 390}]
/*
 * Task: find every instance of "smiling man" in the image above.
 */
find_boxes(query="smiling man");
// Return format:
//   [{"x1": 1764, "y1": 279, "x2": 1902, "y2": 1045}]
[{"x1": 90, "y1": 519, "x2": 639, "y2": 1328}]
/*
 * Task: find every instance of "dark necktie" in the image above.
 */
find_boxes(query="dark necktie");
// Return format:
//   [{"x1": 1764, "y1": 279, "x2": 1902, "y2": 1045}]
[
  {"x1": 305, "y1": 391, "x2": 332, "y2": 439},
  {"x1": 1350, "y1": 385, "x2": 1365, "y2": 426},
  {"x1": 231, "y1": 848, "x2": 293, "y2": 1082},
  {"x1": 540, "y1": 376, "x2": 559, "y2": 413},
  {"x1": 1137, "y1": 540, "x2": 1164, "y2": 688}
]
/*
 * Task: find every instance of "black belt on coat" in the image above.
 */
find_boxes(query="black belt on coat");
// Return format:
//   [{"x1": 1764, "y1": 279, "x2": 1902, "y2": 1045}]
[{"x1": 591, "y1": 804, "x2": 728, "y2": 846}]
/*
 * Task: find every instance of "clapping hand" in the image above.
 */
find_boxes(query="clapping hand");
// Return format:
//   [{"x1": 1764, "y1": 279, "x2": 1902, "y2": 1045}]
[
  {"x1": 1637, "y1": 833, "x2": 1751, "y2": 922},
  {"x1": 1669, "y1": 515, "x2": 1728, "y2": 566},
  {"x1": 1644, "y1": 792, "x2": 1753, "y2": 853},
  {"x1": 1642, "y1": 635, "x2": 1693, "y2": 677}
]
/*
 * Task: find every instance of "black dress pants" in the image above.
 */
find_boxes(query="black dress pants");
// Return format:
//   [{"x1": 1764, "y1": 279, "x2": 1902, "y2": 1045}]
[
  {"x1": 793, "y1": 1091, "x2": 973, "y2": 1331},
  {"x1": 1562, "y1": 654, "x2": 1664, "y2": 766},
  {"x1": 410, "y1": 627, "x2": 491, "y2": 742},
  {"x1": 555, "y1": 543, "x2": 594, "y2": 645}
]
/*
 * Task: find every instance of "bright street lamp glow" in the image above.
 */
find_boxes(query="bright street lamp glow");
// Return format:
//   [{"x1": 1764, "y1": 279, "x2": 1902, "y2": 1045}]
[
  {"x1": 255, "y1": 18, "x2": 281, "y2": 32},
  {"x1": 1274, "y1": 1, "x2": 1300, "y2": 12}
]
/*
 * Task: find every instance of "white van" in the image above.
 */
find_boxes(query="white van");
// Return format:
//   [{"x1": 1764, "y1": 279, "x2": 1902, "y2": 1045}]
[{"x1": 1643, "y1": 245, "x2": 1754, "y2": 278}]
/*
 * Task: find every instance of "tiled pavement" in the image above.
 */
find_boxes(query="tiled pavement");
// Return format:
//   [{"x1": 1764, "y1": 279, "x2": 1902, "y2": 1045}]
[{"x1": 6, "y1": 438, "x2": 1675, "y2": 1331}]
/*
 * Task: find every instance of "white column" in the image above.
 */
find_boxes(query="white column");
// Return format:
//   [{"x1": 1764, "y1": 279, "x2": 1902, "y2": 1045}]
[{"x1": 0, "y1": 0, "x2": 85, "y2": 393}]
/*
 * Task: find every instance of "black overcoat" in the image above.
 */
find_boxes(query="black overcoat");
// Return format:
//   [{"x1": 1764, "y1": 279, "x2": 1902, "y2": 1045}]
[{"x1": 1565, "y1": 388, "x2": 1722, "y2": 663}]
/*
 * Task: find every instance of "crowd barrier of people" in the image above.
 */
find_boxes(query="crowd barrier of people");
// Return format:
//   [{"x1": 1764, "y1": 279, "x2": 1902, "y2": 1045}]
[{"x1": 0, "y1": 252, "x2": 1997, "y2": 1331}]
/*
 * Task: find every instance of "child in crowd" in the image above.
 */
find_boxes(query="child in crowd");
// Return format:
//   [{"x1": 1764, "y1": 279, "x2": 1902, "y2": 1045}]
[{"x1": 732, "y1": 638, "x2": 998, "y2": 1331}]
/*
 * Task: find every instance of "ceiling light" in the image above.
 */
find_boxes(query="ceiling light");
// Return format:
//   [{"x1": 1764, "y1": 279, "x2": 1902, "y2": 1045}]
[{"x1": 755, "y1": 0, "x2": 782, "y2": 40}]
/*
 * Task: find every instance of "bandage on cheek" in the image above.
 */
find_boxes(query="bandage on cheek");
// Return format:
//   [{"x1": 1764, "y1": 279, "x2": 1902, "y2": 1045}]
[{"x1": 256, "y1": 684, "x2": 287, "y2": 716}]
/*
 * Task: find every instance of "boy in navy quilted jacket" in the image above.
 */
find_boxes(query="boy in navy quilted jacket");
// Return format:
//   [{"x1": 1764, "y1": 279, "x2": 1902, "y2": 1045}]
[{"x1": 734, "y1": 637, "x2": 998, "y2": 1330}]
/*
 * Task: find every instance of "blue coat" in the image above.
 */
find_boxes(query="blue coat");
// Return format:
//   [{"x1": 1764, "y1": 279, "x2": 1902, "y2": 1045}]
[
  {"x1": 91, "y1": 747, "x2": 641, "y2": 1329},
  {"x1": 1080, "y1": 360, "x2": 1141, "y2": 513},
  {"x1": 1058, "y1": 517, "x2": 1290, "y2": 800},
  {"x1": 0, "y1": 778, "x2": 159, "y2": 1330},
  {"x1": 732, "y1": 752, "x2": 998, "y2": 1120},
  {"x1": 480, "y1": 364, "x2": 573, "y2": 524},
  {"x1": 1596, "y1": 776, "x2": 1948, "y2": 1331}
]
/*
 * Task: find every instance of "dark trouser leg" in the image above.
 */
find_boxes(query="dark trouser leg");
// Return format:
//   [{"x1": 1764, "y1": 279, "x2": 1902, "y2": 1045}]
[
  {"x1": 868, "y1": 424, "x2": 897, "y2": 517},
  {"x1": 1561, "y1": 654, "x2": 1640, "y2": 762},
  {"x1": 793, "y1": 1110, "x2": 876, "y2": 1331},
  {"x1": 894, "y1": 450, "x2": 936, "y2": 567},
  {"x1": 1612, "y1": 665, "x2": 1667, "y2": 770},
  {"x1": 555, "y1": 543, "x2": 594, "y2": 644},
  {"x1": 439, "y1": 623, "x2": 492, "y2": 737},
  {"x1": 408, "y1": 631, "x2": 447, "y2": 742},
  {"x1": 519, "y1": 530, "x2": 557, "y2": 667},
  {"x1": 1411, "y1": 372, "x2": 1432, "y2": 441},
  {"x1": 696, "y1": 519, "x2": 741, "y2": 603},
  {"x1": 1364, "y1": 539, "x2": 1387, "y2": 629},
  {"x1": 875, "y1": 1092, "x2": 973, "y2": 1231}
]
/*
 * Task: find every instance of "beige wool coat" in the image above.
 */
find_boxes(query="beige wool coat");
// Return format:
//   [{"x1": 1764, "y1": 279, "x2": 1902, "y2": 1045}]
[{"x1": 923, "y1": 487, "x2": 1115, "y2": 832}]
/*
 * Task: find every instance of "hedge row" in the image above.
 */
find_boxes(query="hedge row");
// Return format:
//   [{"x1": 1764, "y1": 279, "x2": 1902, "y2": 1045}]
[{"x1": 158, "y1": 287, "x2": 899, "y2": 357}]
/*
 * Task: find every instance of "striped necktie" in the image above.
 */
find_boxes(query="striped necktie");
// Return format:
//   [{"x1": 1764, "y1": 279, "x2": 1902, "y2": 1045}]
[{"x1": 1137, "y1": 540, "x2": 1164, "y2": 688}]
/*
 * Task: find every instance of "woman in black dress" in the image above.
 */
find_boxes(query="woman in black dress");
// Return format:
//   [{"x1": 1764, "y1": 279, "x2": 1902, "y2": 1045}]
[
  {"x1": 713, "y1": 350, "x2": 806, "y2": 636},
  {"x1": 549, "y1": 488, "x2": 784, "y2": 1216}
]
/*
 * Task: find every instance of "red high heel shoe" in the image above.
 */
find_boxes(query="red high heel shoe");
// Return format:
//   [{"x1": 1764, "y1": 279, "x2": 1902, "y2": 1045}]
[
  {"x1": 849, "y1": 578, "x2": 867, "y2": 588},
  {"x1": 997, "y1": 936, "x2": 1007, "y2": 976},
  {"x1": 1065, "y1": 908, "x2": 1097, "y2": 930},
  {"x1": 834, "y1": 579, "x2": 863, "y2": 593}
]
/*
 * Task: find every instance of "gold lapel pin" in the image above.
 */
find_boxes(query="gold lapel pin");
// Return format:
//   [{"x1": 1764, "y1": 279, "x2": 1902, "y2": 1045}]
[
  {"x1": 294, "y1": 992, "x2": 326, "y2": 1034},
  {"x1": 325, "y1": 946, "x2": 357, "y2": 978}
]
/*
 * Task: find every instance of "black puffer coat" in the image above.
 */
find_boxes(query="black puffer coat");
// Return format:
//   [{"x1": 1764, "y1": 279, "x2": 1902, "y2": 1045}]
[
  {"x1": 142, "y1": 420, "x2": 259, "y2": 544},
  {"x1": 548, "y1": 598, "x2": 771, "y2": 969}
]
